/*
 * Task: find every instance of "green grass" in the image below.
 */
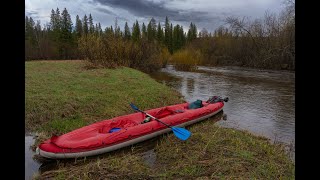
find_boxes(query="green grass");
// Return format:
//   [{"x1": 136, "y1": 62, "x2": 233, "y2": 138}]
[
  {"x1": 27, "y1": 60, "x2": 294, "y2": 179},
  {"x1": 26, "y1": 60, "x2": 183, "y2": 136}
]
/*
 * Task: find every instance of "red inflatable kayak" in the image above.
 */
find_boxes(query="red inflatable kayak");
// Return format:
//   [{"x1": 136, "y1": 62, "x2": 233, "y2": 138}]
[{"x1": 37, "y1": 100, "x2": 225, "y2": 159}]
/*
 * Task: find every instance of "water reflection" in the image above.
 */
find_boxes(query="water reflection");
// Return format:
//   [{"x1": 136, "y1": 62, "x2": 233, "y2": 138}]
[
  {"x1": 150, "y1": 65, "x2": 295, "y2": 145},
  {"x1": 25, "y1": 135, "x2": 41, "y2": 180}
]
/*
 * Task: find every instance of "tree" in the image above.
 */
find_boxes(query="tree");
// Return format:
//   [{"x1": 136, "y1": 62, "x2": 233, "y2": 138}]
[
  {"x1": 105, "y1": 26, "x2": 114, "y2": 37},
  {"x1": 156, "y1": 22, "x2": 164, "y2": 43},
  {"x1": 60, "y1": 8, "x2": 73, "y2": 58},
  {"x1": 164, "y1": 16, "x2": 170, "y2": 49},
  {"x1": 132, "y1": 20, "x2": 141, "y2": 42},
  {"x1": 83, "y1": 14, "x2": 88, "y2": 35},
  {"x1": 94, "y1": 23, "x2": 102, "y2": 36},
  {"x1": 141, "y1": 22, "x2": 147, "y2": 39},
  {"x1": 98, "y1": 23, "x2": 102, "y2": 35},
  {"x1": 199, "y1": 28, "x2": 209, "y2": 38},
  {"x1": 50, "y1": 8, "x2": 61, "y2": 31},
  {"x1": 187, "y1": 22, "x2": 197, "y2": 42},
  {"x1": 61, "y1": 8, "x2": 72, "y2": 33},
  {"x1": 25, "y1": 16, "x2": 35, "y2": 43},
  {"x1": 124, "y1": 22, "x2": 131, "y2": 40},
  {"x1": 25, "y1": 16, "x2": 37, "y2": 59},
  {"x1": 173, "y1": 24, "x2": 180, "y2": 52},
  {"x1": 75, "y1": 15, "x2": 83, "y2": 37},
  {"x1": 114, "y1": 18, "x2": 121, "y2": 38},
  {"x1": 49, "y1": 9, "x2": 56, "y2": 30},
  {"x1": 88, "y1": 14, "x2": 94, "y2": 34},
  {"x1": 169, "y1": 23, "x2": 173, "y2": 53},
  {"x1": 48, "y1": 8, "x2": 63, "y2": 58},
  {"x1": 147, "y1": 17, "x2": 157, "y2": 41}
]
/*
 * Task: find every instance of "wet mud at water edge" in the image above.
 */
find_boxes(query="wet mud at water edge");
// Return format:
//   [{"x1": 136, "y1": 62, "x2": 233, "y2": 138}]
[
  {"x1": 25, "y1": 112, "x2": 226, "y2": 179},
  {"x1": 149, "y1": 65, "x2": 295, "y2": 147}
]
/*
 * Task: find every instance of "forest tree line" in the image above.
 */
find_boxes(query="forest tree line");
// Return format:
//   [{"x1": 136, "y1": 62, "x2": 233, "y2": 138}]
[{"x1": 25, "y1": 0, "x2": 294, "y2": 71}]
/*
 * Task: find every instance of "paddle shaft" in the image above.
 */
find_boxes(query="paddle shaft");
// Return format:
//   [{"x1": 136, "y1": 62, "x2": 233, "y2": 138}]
[
  {"x1": 138, "y1": 110, "x2": 171, "y2": 128},
  {"x1": 130, "y1": 102, "x2": 191, "y2": 141}
]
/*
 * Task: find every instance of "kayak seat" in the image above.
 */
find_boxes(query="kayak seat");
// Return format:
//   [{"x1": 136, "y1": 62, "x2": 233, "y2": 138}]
[
  {"x1": 99, "y1": 118, "x2": 138, "y2": 133},
  {"x1": 154, "y1": 106, "x2": 186, "y2": 119}
]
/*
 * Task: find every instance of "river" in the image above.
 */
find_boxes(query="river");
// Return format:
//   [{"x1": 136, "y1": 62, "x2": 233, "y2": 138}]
[{"x1": 149, "y1": 65, "x2": 295, "y2": 145}]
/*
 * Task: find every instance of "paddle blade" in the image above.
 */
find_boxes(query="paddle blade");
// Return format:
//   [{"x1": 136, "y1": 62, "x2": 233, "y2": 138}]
[
  {"x1": 130, "y1": 103, "x2": 140, "y2": 112},
  {"x1": 171, "y1": 127, "x2": 191, "y2": 141}
]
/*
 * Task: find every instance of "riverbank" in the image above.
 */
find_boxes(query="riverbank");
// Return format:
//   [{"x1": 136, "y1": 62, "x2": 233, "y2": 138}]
[{"x1": 26, "y1": 60, "x2": 294, "y2": 179}]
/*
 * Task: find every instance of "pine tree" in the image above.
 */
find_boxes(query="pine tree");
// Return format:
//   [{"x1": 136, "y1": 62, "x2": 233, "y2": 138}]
[
  {"x1": 105, "y1": 26, "x2": 114, "y2": 37},
  {"x1": 34, "y1": 20, "x2": 43, "y2": 58},
  {"x1": 49, "y1": 8, "x2": 62, "y2": 58},
  {"x1": 55, "y1": 8, "x2": 61, "y2": 31},
  {"x1": 147, "y1": 17, "x2": 156, "y2": 41},
  {"x1": 114, "y1": 18, "x2": 121, "y2": 38},
  {"x1": 192, "y1": 23, "x2": 197, "y2": 39},
  {"x1": 95, "y1": 23, "x2": 99, "y2": 36},
  {"x1": 49, "y1": 9, "x2": 56, "y2": 30},
  {"x1": 61, "y1": 8, "x2": 73, "y2": 59},
  {"x1": 141, "y1": 22, "x2": 147, "y2": 39},
  {"x1": 124, "y1": 22, "x2": 131, "y2": 40},
  {"x1": 187, "y1": 22, "x2": 192, "y2": 41},
  {"x1": 180, "y1": 26, "x2": 186, "y2": 47},
  {"x1": 132, "y1": 21, "x2": 141, "y2": 42},
  {"x1": 83, "y1": 14, "x2": 88, "y2": 35},
  {"x1": 147, "y1": 21, "x2": 152, "y2": 41},
  {"x1": 156, "y1": 22, "x2": 164, "y2": 43},
  {"x1": 164, "y1": 16, "x2": 170, "y2": 49},
  {"x1": 25, "y1": 16, "x2": 37, "y2": 59},
  {"x1": 110, "y1": 26, "x2": 114, "y2": 34},
  {"x1": 75, "y1": 15, "x2": 83, "y2": 37},
  {"x1": 50, "y1": 8, "x2": 61, "y2": 32},
  {"x1": 98, "y1": 23, "x2": 102, "y2": 35},
  {"x1": 169, "y1": 23, "x2": 173, "y2": 53},
  {"x1": 61, "y1": 8, "x2": 72, "y2": 33},
  {"x1": 88, "y1": 14, "x2": 94, "y2": 34},
  {"x1": 187, "y1": 22, "x2": 197, "y2": 42},
  {"x1": 94, "y1": 23, "x2": 102, "y2": 36},
  {"x1": 25, "y1": 16, "x2": 35, "y2": 42},
  {"x1": 173, "y1": 24, "x2": 179, "y2": 52}
]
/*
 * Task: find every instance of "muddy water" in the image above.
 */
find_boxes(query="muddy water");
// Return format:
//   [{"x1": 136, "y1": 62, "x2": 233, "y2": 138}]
[{"x1": 150, "y1": 65, "x2": 295, "y2": 145}]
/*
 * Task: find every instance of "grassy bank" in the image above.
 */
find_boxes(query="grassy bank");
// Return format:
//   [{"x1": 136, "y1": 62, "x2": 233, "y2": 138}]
[
  {"x1": 26, "y1": 60, "x2": 183, "y2": 138},
  {"x1": 26, "y1": 60, "x2": 294, "y2": 179}
]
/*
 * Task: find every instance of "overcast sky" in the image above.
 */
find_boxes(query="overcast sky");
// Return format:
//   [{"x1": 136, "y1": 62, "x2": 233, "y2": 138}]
[{"x1": 25, "y1": 0, "x2": 285, "y2": 32}]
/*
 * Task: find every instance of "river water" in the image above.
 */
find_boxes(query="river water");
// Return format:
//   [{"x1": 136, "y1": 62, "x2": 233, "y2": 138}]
[
  {"x1": 25, "y1": 135, "x2": 41, "y2": 180},
  {"x1": 149, "y1": 65, "x2": 295, "y2": 145}
]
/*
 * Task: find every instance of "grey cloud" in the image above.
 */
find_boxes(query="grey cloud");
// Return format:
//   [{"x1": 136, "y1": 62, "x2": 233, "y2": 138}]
[
  {"x1": 25, "y1": 10, "x2": 49, "y2": 20},
  {"x1": 26, "y1": 10, "x2": 39, "y2": 17},
  {"x1": 95, "y1": 7, "x2": 129, "y2": 22},
  {"x1": 93, "y1": 0, "x2": 216, "y2": 24},
  {"x1": 26, "y1": 0, "x2": 283, "y2": 32},
  {"x1": 93, "y1": 0, "x2": 174, "y2": 17},
  {"x1": 95, "y1": 7, "x2": 117, "y2": 16}
]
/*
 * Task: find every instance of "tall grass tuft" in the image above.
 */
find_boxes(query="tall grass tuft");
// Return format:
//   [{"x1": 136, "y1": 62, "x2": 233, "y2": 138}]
[{"x1": 170, "y1": 49, "x2": 204, "y2": 71}]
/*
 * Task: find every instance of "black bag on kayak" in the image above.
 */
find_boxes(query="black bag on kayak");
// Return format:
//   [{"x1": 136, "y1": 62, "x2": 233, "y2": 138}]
[
  {"x1": 188, "y1": 100, "x2": 203, "y2": 109},
  {"x1": 206, "y1": 96, "x2": 229, "y2": 104}
]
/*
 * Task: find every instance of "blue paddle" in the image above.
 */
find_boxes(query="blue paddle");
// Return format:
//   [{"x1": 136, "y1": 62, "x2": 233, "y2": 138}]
[{"x1": 130, "y1": 103, "x2": 191, "y2": 141}]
